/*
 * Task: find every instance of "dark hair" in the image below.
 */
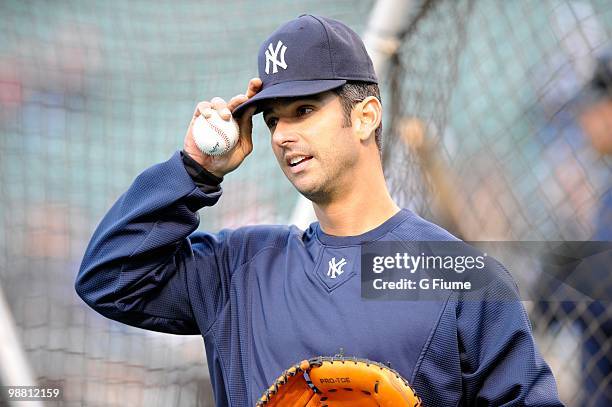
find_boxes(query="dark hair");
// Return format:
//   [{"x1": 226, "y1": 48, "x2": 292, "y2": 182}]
[
  {"x1": 332, "y1": 81, "x2": 383, "y2": 152},
  {"x1": 590, "y1": 53, "x2": 612, "y2": 98}
]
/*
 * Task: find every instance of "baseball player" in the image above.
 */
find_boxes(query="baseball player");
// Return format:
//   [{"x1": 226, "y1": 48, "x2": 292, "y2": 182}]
[
  {"x1": 75, "y1": 15, "x2": 563, "y2": 406},
  {"x1": 564, "y1": 51, "x2": 611, "y2": 406}
]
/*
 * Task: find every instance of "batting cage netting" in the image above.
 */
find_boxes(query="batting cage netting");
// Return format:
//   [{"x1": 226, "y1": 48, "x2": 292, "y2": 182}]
[
  {"x1": 0, "y1": 0, "x2": 610, "y2": 406},
  {"x1": 383, "y1": 1, "x2": 611, "y2": 405}
]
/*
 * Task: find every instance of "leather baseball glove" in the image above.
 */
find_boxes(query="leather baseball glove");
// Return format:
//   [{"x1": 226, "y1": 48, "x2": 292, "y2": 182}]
[{"x1": 256, "y1": 356, "x2": 422, "y2": 406}]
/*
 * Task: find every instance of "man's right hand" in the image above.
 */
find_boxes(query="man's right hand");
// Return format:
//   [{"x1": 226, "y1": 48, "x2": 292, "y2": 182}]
[{"x1": 183, "y1": 77, "x2": 262, "y2": 178}]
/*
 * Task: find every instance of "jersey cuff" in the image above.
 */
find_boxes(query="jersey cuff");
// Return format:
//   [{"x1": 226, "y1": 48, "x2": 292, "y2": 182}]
[{"x1": 181, "y1": 150, "x2": 223, "y2": 193}]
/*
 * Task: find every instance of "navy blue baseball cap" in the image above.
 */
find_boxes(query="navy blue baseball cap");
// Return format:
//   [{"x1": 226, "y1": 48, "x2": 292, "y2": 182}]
[{"x1": 233, "y1": 14, "x2": 377, "y2": 116}]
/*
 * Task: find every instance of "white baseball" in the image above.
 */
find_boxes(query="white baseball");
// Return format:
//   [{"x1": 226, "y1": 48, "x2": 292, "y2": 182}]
[{"x1": 192, "y1": 110, "x2": 240, "y2": 156}]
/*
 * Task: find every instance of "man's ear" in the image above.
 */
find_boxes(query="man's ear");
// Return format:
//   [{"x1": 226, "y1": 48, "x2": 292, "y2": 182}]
[{"x1": 353, "y1": 96, "x2": 382, "y2": 141}]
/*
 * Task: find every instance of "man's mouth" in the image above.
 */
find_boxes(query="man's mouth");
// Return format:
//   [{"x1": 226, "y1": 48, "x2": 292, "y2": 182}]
[
  {"x1": 285, "y1": 155, "x2": 314, "y2": 174},
  {"x1": 288, "y1": 155, "x2": 313, "y2": 167}
]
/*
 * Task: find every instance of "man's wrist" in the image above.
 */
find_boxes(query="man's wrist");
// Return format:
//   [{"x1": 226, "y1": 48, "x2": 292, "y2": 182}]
[{"x1": 181, "y1": 150, "x2": 223, "y2": 191}]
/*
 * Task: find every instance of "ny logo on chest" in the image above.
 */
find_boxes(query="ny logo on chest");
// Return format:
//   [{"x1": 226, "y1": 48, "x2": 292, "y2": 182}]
[{"x1": 327, "y1": 257, "x2": 347, "y2": 279}]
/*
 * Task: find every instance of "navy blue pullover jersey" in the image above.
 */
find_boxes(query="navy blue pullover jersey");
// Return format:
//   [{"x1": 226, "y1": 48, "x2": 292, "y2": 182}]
[{"x1": 75, "y1": 152, "x2": 563, "y2": 406}]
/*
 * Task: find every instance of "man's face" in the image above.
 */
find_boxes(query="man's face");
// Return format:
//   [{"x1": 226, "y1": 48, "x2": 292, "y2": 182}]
[
  {"x1": 579, "y1": 99, "x2": 612, "y2": 155},
  {"x1": 261, "y1": 91, "x2": 360, "y2": 202}
]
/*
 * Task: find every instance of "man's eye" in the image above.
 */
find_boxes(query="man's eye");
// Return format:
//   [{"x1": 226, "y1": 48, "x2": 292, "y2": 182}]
[
  {"x1": 266, "y1": 117, "x2": 278, "y2": 128},
  {"x1": 297, "y1": 106, "x2": 314, "y2": 116}
]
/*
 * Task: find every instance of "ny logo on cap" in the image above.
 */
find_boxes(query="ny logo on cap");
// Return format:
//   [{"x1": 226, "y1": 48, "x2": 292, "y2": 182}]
[{"x1": 265, "y1": 40, "x2": 288, "y2": 74}]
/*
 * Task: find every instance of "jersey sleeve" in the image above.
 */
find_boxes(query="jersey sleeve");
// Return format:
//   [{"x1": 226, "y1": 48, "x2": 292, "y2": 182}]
[
  {"x1": 456, "y1": 265, "x2": 564, "y2": 406},
  {"x1": 75, "y1": 151, "x2": 231, "y2": 335}
]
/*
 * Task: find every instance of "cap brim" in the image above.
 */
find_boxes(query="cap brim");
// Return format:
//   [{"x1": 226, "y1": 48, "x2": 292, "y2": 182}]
[{"x1": 233, "y1": 79, "x2": 347, "y2": 117}]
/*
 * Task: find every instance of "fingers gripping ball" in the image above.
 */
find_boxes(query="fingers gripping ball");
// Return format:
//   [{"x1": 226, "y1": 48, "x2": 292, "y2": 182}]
[
  {"x1": 192, "y1": 111, "x2": 240, "y2": 156},
  {"x1": 256, "y1": 356, "x2": 423, "y2": 407}
]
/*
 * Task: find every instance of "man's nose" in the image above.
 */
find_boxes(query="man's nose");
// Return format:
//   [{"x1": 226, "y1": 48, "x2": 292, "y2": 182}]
[{"x1": 271, "y1": 120, "x2": 299, "y2": 146}]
